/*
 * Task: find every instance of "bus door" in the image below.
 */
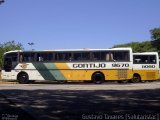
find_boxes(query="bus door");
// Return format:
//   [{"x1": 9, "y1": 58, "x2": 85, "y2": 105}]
[
  {"x1": 4, "y1": 57, "x2": 12, "y2": 72},
  {"x1": 3, "y1": 52, "x2": 18, "y2": 80}
]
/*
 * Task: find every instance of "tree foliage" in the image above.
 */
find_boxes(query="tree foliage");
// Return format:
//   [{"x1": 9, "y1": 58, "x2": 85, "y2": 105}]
[
  {"x1": 150, "y1": 27, "x2": 160, "y2": 52},
  {"x1": 113, "y1": 27, "x2": 160, "y2": 53},
  {"x1": 113, "y1": 41, "x2": 157, "y2": 53},
  {"x1": 0, "y1": 41, "x2": 23, "y2": 68}
]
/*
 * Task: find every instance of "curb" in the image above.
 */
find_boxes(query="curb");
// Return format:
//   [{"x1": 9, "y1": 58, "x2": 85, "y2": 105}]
[{"x1": 0, "y1": 81, "x2": 18, "y2": 84}]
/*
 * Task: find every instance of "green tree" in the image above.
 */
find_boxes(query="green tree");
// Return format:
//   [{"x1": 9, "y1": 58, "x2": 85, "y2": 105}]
[
  {"x1": 0, "y1": 41, "x2": 23, "y2": 68},
  {"x1": 113, "y1": 27, "x2": 160, "y2": 53},
  {"x1": 150, "y1": 27, "x2": 160, "y2": 52},
  {"x1": 113, "y1": 41, "x2": 156, "y2": 52}
]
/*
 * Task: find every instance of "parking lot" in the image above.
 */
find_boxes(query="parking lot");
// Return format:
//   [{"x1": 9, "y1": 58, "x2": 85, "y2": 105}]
[{"x1": 0, "y1": 82, "x2": 160, "y2": 120}]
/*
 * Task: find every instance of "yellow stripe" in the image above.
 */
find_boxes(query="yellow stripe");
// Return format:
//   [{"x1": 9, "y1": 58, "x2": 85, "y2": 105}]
[
  {"x1": 53, "y1": 63, "x2": 133, "y2": 81},
  {"x1": 54, "y1": 63, "x2": 71, "y2": 80}
]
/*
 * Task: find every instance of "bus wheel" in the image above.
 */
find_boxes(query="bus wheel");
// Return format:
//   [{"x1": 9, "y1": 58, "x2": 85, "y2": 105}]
[
  {"x1": 18, "y1": 72, "x2": 29, "y2": 84},
  {"x1": 131, "y1": 74, "x2": 141, "y2": 83},
  {"x1": 92, "y1": 72, "x2": 104, "y2": 84}
]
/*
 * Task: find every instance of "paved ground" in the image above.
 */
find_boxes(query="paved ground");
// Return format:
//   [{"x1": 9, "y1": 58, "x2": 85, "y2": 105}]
[{"x1": 0, "y1": 82, "x2": 160, "y2": 120}]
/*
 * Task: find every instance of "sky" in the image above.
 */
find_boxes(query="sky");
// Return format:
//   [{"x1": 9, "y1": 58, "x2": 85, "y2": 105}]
[{"x1": 0, "y1": 0, "x2": 160, "y2": 50}]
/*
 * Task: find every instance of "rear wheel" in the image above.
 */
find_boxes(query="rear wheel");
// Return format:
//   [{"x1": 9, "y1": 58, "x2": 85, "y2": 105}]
[
  {"x1": 18, "y1": 72, "x2": 29, "y2": 84},
  {"x1": 131, "y1": 74, "x2": 141, "y2": 83},
  {"x1": 92, "y1": 72, "x2": 105, "y2": 84}
]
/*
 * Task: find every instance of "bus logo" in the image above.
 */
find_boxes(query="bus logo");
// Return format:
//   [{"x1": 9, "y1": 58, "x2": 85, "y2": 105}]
[{"x1": 20, "y1": 64, "x2": 29, "y2": 69}]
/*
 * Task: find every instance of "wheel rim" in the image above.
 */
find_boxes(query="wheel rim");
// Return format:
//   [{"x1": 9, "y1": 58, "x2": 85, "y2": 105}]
[
  {"x1": 93, "y1": 73, "x2": 104, "y2": 84},
  {"x1": 132, "y1": 75, "x2": 141, "y2": 83},
  {"x1": 20, "y1": 74, "x2": 27, "y2": 81},
  {"x1": 18, "y1": 73, "x2": 28, "y2": 83}
]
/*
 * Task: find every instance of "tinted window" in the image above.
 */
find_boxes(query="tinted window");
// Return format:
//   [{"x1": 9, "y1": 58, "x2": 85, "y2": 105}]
[
  {"x1": 101, "y1": 52, "x2": 114, "y2": 61},
  {"x1": 55, "y1": 52, "x2": 72, "y2": 61},
  {"x1": 4, "y1": 52, "x2": 19, "y2": 70},
  {"x1": 149, "y1": 55, "x2": 156, "y2": 63},
  {"x1": 5, "y1": 53, "x2": 18, "y2": 62},
  {"x1": 36, "y1": 52, "x2": 54, "y2": 62},
  {"x1": 91, "y1": 51, "x2": 129, "y2": 61},
  {"x1": 73, "y1": 52, "x2": 90, "y2": 61},
  {"x1": 92, "y1": 52, "x2": 101, "y2": 60},
  {"x1": 20, "y1": 52, "x2": 35, "y2": 62},
  {"x1": 113, "y1": 51, "x2": 129, "y2": 61},
  {"x1": 133, "y1": 55, "x2": 156, "y2": 64}
]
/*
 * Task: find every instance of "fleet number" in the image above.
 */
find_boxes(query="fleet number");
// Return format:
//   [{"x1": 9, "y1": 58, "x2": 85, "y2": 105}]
[
  {"x1": 112, "y1": 63, "x2": 129, "y2": 67},
  {"x1": 142, "y1": 65, "x2": 155, "y2": 68}
]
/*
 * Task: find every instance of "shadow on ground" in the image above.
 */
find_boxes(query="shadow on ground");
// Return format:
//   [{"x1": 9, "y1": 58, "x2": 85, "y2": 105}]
[{"x1": 0, "y1": 88, "x2": 160, "y2": 120}]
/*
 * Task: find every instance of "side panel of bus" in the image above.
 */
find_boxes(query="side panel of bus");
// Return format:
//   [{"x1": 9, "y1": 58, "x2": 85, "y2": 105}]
[
  {"x1": 5, "y1": 62, "x2": 133, "y2": 81},
  {"x1": 133, "y1": 53, "x2": 159, "y2": 81},
  {"x1": 2, "y1": 48, "x2": 133, "y2": 82},
  {"x1": 55, "y1": 63, "x2": 133, "y2": 81}
]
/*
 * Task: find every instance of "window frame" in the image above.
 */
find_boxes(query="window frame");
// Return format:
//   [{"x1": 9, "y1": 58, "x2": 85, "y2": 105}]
[{"x1": 133, "y1": 55, "x2": 157, "y2": 64}]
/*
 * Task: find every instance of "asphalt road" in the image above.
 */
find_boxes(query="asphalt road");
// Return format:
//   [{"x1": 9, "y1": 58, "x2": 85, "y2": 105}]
[{"x1": 0, "y1": 82, "x2": 160, "y2": 120}]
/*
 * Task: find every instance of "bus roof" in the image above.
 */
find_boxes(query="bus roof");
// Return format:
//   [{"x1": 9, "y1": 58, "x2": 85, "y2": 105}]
[
  {"x1": 133, "y1": 52, "x2": 159, "y2": 55},
  {"x1": 4, "y1": 50, "x2": 22, "y2": 55},
  {"x1": 4, "y1": 47, "x2": 132, "y2": 54}
]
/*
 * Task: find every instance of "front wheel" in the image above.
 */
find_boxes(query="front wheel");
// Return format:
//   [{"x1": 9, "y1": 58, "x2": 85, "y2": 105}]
[
  {"x1": 92, "y1": 72, "x2": 105, "y2": 84},
  {"x1": 18, "y1": 72, "x2": 29, "y2": 84}
]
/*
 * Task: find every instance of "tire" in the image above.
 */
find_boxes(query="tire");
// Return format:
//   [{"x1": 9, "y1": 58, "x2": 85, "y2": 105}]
[
  {"x1": 92, "y1": 72, "x2": 104, "y2": 84},
  {"x1": 18, "y1": 72, "x2": 29, "y2": 84},
  {"x1": 131, "y1": 74, "x2": 141, "y2": 83}
]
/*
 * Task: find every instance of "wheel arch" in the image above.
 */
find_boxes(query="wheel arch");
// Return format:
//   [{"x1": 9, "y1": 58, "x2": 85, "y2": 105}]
[
  {"x1": 91, "y1": 71, "x2": 105, "y2": 80},
  {"x1": 131, "y1": 73, "x2": 141, "y2": 83},
  {"x1": 91, "y1": 71, "x2": 105, "y2": 84},
  {"x1": 133, "y1": 73, "x2": 141, "y2": 80}
]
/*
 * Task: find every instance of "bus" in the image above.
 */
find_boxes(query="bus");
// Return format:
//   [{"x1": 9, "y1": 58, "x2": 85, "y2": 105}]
[
  {"x1": 159, "y1": 58, "x2": 160, "y2": 80},
  {"x1": 2, "y1": 48, "x2": 133, "y2": 84},
  {"x1": 131, "y1": 52, "x2": 159, "y2": 82}
]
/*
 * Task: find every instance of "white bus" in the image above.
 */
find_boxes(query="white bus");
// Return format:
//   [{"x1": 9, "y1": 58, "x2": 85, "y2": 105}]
[
  {"x1": 132, "y1": 52, "x2": 159, "y2": 82},
  {"x1": 2, "y1": 48, "x2": 133, "y2": 84}
]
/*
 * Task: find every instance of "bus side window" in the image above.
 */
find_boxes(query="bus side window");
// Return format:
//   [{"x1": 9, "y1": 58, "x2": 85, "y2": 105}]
[
  {"x1": 105, "y1": 53, "x2": 114, "y2": 61},
  {"x1": 37, "y1": 53, "x2": 44, "y2": 61},
  {"x1": 149, "y1": 55, "x2": 156, "y2": 64},
  {"x1": 19, "y1": 54, "x2": 23, "y2": 62},
  {"x1": 21, "y1": 53, "x2": 35, "y2": 62},
  {"x1": 105, "y1": 53, "x2": 110, "y2": 61},
  {"x1": 152, "y1": 60, "x2": 156, "y2": 63},
  {"x1": 73, "y1": 53, "x2": 81, "y2": 61},
  {"x1": 113, "y1": 51, "x2": 129, "y2": 61},
  {"x1": 92, "y1": 52, "x2": 101, "y2": 60},
  {"x1": 134, "y1": 59, "x2": 141, "y2": 63},
  {"x1": 141, "y1": 56, "x2": 148, "y2": 63},
  {"x1": 39, "y1": 57, "x2": 43, "y2": 61},
  {"x1": 65, "y1": 53, "x2": 72, "y2": 61},
  {"x1": 81, "y1": 52, "x2": 90, "y2": 60},
  {"x1": 48, "y1": 53, "x2": 54, "y2": 61}
]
